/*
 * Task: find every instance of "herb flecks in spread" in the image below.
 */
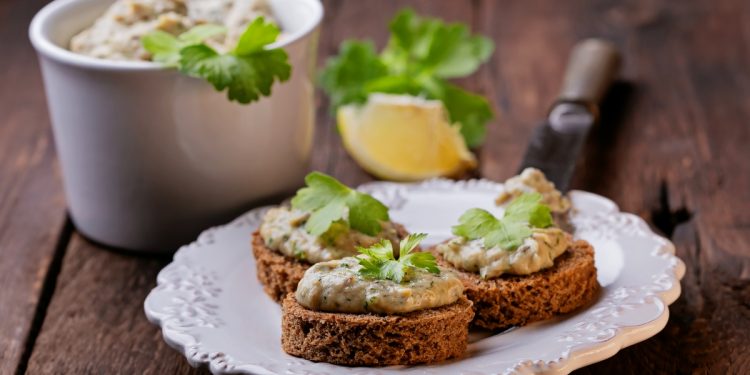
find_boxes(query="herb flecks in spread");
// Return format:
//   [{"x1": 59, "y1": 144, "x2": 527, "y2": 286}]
[
  {"x1": 259, "y1": 172, "x2": 400, "y2": 264},
  {"x1": 357, "y1": 233, "x2": 438, "y2": 283},
  {"x1": 295, "y1": 235, "x2": 463, "y2": 314},
  {"x1": 258, "y1": 207, "x2": 402, "y2": 264},
  {"x1": 291, "y1": 172, "x2": 389, "y2": 236},
  {"x1": 497, "y1": 168, "x2": 571, "y2": 213},
  {"x1": 319, "y1": 10, "x2": 494, "y2": 148},
  {"x1": 143, "y1": 17, "x2": 291, "y2": 104},
  {"x1": 437, "y1": 192, "x2": 571, "y2": 279}
]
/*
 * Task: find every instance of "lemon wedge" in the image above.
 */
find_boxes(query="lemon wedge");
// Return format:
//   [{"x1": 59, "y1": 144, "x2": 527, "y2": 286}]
[{"x1": 337, "y1": 94, "x2": 477, "y2": 182}]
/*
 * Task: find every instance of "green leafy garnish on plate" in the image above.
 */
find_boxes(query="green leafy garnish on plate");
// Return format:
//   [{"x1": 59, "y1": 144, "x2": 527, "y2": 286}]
[
  {"x1": 142, "y1": 18, "x2": 291, "y2": 104},
  {"x1": 291, "y1": 172, "x2": 389, "y2": 236},
  {"x1": 357, "y1": 233, "x2": 438, "y2": 283},
  {"x1": 319, "y1": 9, "x2": 494, "y2": 147},
  {"x1": 452, "y1": 193, "x2": 553, "y2": 250}
]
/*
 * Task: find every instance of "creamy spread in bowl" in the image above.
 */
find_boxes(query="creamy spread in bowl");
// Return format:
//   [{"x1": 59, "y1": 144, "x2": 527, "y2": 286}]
[
  {"x1": 295, "y1": 257, "x2": 464, "y2": 314},
  {"x1": 70, "y1": 0, "x2": 275, "y2": 60}
]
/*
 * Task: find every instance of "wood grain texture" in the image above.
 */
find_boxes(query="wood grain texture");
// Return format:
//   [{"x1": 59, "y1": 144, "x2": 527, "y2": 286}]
[
  {"x1": 6, "y1": 0, "x2": 749, "y2": 374},
  {"x1": 25, "y1": 234, "x2": 208, "y2": 374},
  {"x1": 0, "y1": 0, "x2": 69, "y2": 373},
  {"x1": 472, "y1": 0, "x2": 750, "y2": 373}
]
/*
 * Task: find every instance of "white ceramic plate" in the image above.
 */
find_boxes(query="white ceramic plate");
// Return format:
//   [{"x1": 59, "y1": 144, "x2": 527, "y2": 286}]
[{"x1": 144, "y1": 179, "x2": 685, "y2": 374}]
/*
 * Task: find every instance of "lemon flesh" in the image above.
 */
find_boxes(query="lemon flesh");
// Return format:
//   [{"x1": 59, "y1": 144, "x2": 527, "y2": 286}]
[{"x1": 338, "y1": 94, "x2": 476, "y2": 182}]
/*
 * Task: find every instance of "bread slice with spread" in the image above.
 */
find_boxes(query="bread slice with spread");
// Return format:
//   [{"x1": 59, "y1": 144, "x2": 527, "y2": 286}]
[
  {"x1": 252, "y1": 172, "x2": 408, "y2": 302},
  {"x1": 281, "y1": 234, "x2": 474, "y2": 366},
  {"x1": 430, "y1": 170, "x2": 599, "y2": 330}
]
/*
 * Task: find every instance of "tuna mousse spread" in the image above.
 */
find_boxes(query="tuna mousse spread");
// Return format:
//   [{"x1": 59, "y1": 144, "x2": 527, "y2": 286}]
[
  {"x1": 70, "y1": 0, "x2": 275, "y2": 60},
  {"x1": 295, "y1": 256, "x2": 464, "y2": 314},
  {"x1": 431, "y1": 171, "x2": 599, "y2": 330},
  {"x1": 438, "y1": 227, "x2": 570, "y2": 279},
  {"x1": 282, "y1": 234, "x2": 475, "y2": 366},
  {"x1": 259, "y1": 207, "x2": 403, "y2": 264}
]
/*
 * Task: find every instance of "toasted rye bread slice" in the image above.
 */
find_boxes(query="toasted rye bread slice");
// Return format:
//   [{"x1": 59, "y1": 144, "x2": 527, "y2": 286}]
[
  {"x1": 281, "y1": 294, "x2": 474, "y2": 366},
  {"x1": 429, "y1": 239, "x2": 599, "y2": 330},
  {"x1": 251, "y1": 231, "x2": 309, "y2": 302}
]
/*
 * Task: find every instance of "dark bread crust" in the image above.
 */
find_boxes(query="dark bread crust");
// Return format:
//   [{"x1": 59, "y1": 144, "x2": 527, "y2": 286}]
[
  {"x1": 281, "y1": 294, "x2": 474, "y2": 366},
  {"x1": 251, "y1": 223, "x2": 410, "y2": 303},
  {"x1": 251, "y1": 231, "x2": 310, "y2": 302},
  {"x1": 430, "y1": 239, "x2": 599, "y2": 330}
]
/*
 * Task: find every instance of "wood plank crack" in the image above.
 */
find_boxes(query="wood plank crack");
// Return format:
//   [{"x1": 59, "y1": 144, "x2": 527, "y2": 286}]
[
  {"x1": 14, "y1": 217, "x2": 74, "y2": 375},
  {"x1": 651, "y1": 179, "x2": 694, "y2": 238}
]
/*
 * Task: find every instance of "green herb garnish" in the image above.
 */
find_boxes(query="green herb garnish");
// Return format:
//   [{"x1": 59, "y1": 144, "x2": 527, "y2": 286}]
[
  {"x1": 319, "y1": 9, "x2": 494, "y2": 147},
  {"x1": 357, "y1": 233, "x2": 438, "y2": 283},
  {"x1": 452, "y1": 193, "x2": 553, "y2": 250},
  {"x1": 142, "y1": 18, "x2": 291, "y2": 104},
  {"x1": 291, "y1": 172, "x2": 389, "y2": 236}
]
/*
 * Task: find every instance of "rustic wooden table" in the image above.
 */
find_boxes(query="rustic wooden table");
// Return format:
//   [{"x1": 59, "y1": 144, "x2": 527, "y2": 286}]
[{"x1": 2, "y1": 0, "x2": 748, "y2": 373}]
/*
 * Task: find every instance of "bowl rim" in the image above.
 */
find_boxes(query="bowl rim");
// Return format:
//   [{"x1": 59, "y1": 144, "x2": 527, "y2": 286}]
[{"x1": 28, "y1": 0, "x2": 324, "y2": 71}]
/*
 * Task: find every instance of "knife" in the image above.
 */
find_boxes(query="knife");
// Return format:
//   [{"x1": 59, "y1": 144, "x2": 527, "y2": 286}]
[{"x1": 518, "y1": 39, "x2": 620, "y2": 192}]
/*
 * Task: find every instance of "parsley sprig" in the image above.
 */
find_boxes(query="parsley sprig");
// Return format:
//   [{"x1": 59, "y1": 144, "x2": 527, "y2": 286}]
[
  {"x1": 319, "y1": 9, "x2": 494, "y2": 147},
  {"x1": 142, "y1": 18, "x2": 291, "y2": 104},
  {"x1": 291, "y1": 172, "x2": 389, "y2": 236},
  {"x1": 357, "y1": 233, "x2": 439, "y2": 283},
  {"x1": 452, "y1": 193, "x2": 553, "y2": 250}
]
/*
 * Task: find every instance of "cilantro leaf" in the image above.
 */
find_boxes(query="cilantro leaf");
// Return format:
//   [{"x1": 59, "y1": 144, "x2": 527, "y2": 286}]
[
  {"x1": 452, "y1": 193, "x2": 553, "y2": 250},
  {"x1": 291, "y1": 172, "x2": 389, "y2": 236},
  {"x1": 356, "y1": 233, "x2": 438, "y2": 283},
  {"x1": 319, "y1": 9, "x2": 494, "y2": 147},
  {"x1": 143, "y1": 17, "x2": 290, "y2": 104}
]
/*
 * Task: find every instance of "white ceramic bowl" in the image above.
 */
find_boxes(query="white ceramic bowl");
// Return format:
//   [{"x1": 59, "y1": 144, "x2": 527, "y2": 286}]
[{"x1": 29, "y1": 0, "x2": 323, "y2": 252}]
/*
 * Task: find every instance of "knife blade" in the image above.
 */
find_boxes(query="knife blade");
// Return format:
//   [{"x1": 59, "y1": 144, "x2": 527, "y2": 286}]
[{"x1": 518, "y1": 39, "x2": 620, "y2": 192}]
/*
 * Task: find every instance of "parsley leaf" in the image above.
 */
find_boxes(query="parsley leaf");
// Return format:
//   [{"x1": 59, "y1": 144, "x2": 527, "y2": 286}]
[
  {"x1": 291, "y1": 172, "x2": 389, "y2": 236},
  {"x1": 452, "y1": 193, "x2": 553, "y2": 250},
  {"x1": 141, "y1": 31, "x2": 182, "y2": 67},
  {"x1": 319, "y1": 9, "x2": 494, "y2": 147},
  {"x1": 439, "y1": 83, "x2": 494, "y2": 149},
  {"x1": 180, "y1": 24, "x2": 228, "y2": 45},
  {"x1": 503, "y1": 192, "x2": 553, "y2": 228},
  {"x1": 319, "y1": 41, "x2": 388, "y2": 109},
  {"x1": 143, "y1": 18, "x2": 290, "y2": 104},
  {"x1": 356, "y1": 233, "x2": 438, "y2": 283},
  {"x1": 385, "y1": 9, "x2": 493, "y2": 79},
  {"x1": 142, "y1": 25, "x2": 227, "y2": 67}
]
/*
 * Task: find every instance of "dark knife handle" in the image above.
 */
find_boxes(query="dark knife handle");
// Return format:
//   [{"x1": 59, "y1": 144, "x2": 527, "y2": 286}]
[{"x1": 557, "y1": 39, "x2": 620, "y2": 107}]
